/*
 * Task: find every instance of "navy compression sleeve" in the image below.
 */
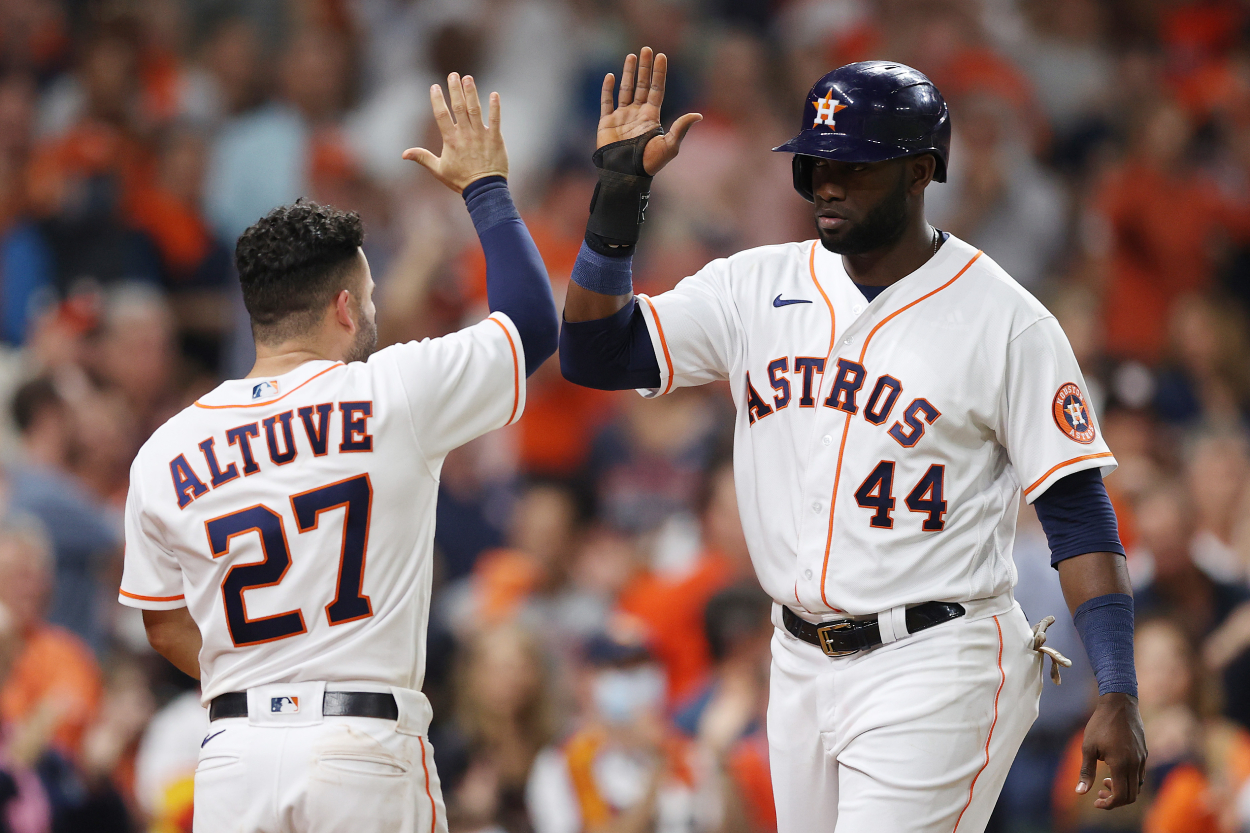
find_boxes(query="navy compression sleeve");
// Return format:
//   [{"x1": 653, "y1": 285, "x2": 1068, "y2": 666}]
[
  {"x1": 463, "y1": 176, "x2": 558, "y2": 375},
  {"x1": 558, "y1": 243, "x2": 661, "y2": 390},
  {"x1": 1033, "y1": 467, "x2": 1125, "y2": 567}
]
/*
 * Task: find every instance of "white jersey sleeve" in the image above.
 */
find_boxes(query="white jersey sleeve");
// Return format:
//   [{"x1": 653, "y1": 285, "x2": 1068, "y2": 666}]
[
  {"x1": 119, "y1": 463, "x2": 186, "y2": 610},
  {"x1": 1000, "y1": 315, "x2": 1116, "y2": 503},
  {"x1": 386, "y1": 312, "x2": 526, "y2": 460},
  {"x1": 634, "y1": 259, "x2": 741, "y2": 396}
]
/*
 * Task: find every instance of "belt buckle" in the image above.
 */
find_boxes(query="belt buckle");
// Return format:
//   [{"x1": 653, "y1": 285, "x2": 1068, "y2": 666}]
[{"x1": 816, "y1": 620, "x2": 858, "y2": 658}]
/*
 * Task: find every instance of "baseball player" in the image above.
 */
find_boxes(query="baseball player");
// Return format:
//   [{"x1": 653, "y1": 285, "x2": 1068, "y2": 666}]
[
  {"x1": 119, "y1": 74, "x2": 557, "y2": 833},
  {"x1": 559, "y1": 51, "x2": 1146, "y2": 832}
]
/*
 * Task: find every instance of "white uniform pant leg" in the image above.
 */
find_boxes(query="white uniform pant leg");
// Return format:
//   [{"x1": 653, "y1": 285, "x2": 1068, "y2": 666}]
[
  {"x1": 830, "y1": 604, "x2": 1042, "y2": 833},
  {"x1": 193, "y1": 717, "x2": 449, "y2": 833},
  {"x1": 767, "y1": 628, "x2": 840, "y2": 832}
]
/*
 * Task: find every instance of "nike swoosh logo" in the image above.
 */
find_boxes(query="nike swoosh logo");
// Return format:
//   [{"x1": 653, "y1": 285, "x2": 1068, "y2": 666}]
[
  {"x1": 202, "y1": 730, "x2": 226, "y2": 748},
  {"x1": 773, "y1": 294, "x2": 812, "y2": 307}
]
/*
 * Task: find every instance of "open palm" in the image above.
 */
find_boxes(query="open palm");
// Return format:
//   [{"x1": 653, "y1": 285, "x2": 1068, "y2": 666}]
[{"x1": 599, "y1": 47, "x2": 701, "y2": 176}]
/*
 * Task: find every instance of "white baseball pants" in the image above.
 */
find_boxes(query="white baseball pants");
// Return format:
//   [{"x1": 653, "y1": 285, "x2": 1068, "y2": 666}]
[
  {"x1": 767, "y1": 598, "x2": 1043, "y2": 833},
  {"x1": 192, "y1": 683, "x2": 448, "y2": 833}
]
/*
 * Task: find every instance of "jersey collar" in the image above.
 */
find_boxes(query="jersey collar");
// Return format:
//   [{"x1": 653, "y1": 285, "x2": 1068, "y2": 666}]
[
  {"x1": 193, "y1": 360, "x2": 345, "y2": 410},
  {"x1": 810, "y1": 232, "x2": 974, "y2": 313}
]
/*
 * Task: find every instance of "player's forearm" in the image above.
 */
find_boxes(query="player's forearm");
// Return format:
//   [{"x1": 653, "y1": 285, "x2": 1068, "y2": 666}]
[
  {"x1": 142, "y1": 608, "x2": 202, "y2": 679},
  {"x1": 1056, "y1": 551, "x2": 1133, "y2": 613},
  {"x1": 1058, "y1": 553, "x2": 1137, "y2": 698},
  {"x1": 463, "y1": 176, "x2": 558, "y2": 375},
  {"x1": 565, "y1": 277, "x2": 632, "y2": 322},
  {"x1": 560, "y1": 242, "x2": 661, "y2": 389}
]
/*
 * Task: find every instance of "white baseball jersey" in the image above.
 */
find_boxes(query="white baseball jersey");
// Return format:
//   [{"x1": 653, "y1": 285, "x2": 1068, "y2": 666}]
[
  {"x1": 119, "y1": 313, "x2": 525, "y2": 703},
  {"x1": 634, "y1": 235, "x2": 1115, "y2": 616}
]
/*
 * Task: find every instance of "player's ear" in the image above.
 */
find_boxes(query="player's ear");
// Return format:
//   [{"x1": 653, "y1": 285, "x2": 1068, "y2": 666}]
[
  {"x1": 333, "y1": 289, "x2": 356, "y2": 333},
  {"x1": 908, "y1": 154, "x2": 936, "y2": 193}
]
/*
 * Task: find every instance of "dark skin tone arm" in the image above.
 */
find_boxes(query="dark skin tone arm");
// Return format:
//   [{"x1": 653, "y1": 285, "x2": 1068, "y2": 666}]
[
  {"x1": 143, "y1": 608, "x2": 202, "y2": 679},
  {"x1": 564, "y1": 47, "x2": 700, "y2": 324},
  {"x1": 1056, "y1": 551, "x2": 1147, "y2": 810},
  {"x1": 569, "y1": 45, "x2": 1148, "y2": 812}
]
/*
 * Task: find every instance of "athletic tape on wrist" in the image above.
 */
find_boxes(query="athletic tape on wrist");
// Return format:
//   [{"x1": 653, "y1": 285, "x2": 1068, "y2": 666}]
[
  {"x1": 585, "y1": 128, "x2": 662, "y2": 256},
  {"x1": 1072, "y1": 593, "x2": 1137, "y2": 697},
  {"x1": 570, "y1": 241, "x2": 634, "y2": 296}
]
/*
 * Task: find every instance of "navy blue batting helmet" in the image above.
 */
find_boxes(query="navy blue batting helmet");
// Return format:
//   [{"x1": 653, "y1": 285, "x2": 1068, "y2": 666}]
[{"x1": 773, "y1": 61, "x2": 950, "y2": 202}]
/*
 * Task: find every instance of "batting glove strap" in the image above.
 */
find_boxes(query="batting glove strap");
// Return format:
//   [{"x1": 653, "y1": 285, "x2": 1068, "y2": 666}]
[
  {"x1": 1073, "y1": 593, "x2": 1138, "y2": 697},
  {"x1": 585, "y1": 128, "x2": 663, "y2": 255}
]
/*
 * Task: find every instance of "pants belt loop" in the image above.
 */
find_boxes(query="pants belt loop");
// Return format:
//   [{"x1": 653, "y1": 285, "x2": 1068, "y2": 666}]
[
  {"x1": 878, "y1": 605, "x2": 898, "y2": 644},
  {"x1": 878, "y1": 604, "x2": 909, "y2": 644},
  {"x1": 889, "y1": 604, "x2": 910, "y2": 640}
]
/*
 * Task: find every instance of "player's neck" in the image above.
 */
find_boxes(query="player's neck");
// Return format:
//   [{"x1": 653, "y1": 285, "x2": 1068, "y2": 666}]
[
  {"x1": 840, "y1": 218, "x2": 938, "y2": 287},
  {"x1": 247, "y1": 345, "x2": 343, "y2": 379}
]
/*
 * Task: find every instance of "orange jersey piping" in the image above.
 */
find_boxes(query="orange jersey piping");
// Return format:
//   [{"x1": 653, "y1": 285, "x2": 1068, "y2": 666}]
[
  {"x1": 817, "y1": 250, "x2": 982, "y2": 611},
  {"x1": 119, "y1": 588, "x2": 185, "y2": 602},
  {"x1": 1022, "y1": 452, "x2": 1115, "y2": 497},
  {"x1": 193, "y1": 364, "x2": 345, "y2": 410},
  {"x1": 488, "y1": 317, "x2": 521, "y2": 424},
  {"x1": 808, "y1": 241, "x2": 838, "y2": 359},
  {"x1": 641, "y1": 296, "x2": 675, "y2": 395}
]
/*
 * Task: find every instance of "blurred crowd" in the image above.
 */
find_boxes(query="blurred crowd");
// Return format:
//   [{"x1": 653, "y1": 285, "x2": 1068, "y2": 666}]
[{"x1": 0, "y1": 0, "x2": 1248, "y2": 831}]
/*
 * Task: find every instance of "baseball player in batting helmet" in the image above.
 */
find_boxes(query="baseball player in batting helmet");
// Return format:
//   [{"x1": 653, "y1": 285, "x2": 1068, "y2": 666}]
[
  {"x1": 774, "y1": 61, "x2": 951, "y2": 199},
  {"x1": 559, "y1": 48, "x2": 1146, "y2": 832}
]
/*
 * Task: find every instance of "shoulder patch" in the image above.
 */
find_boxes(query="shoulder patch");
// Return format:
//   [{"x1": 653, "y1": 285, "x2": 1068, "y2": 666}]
[{"x1": 1052, "y1": 383, "x2": 1095, "y2": 444}]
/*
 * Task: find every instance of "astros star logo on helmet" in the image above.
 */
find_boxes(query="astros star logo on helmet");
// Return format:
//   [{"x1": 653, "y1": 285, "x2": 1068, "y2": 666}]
[{"x1": 812, "y1": 90, "x2": 847, "y2": 129}]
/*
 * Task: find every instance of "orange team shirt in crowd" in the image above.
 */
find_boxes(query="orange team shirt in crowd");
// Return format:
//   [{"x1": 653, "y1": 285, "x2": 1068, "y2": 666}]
[
  {"x1": 617, "y1": 550, "x2": 738, "y2": 705},
  {"x1": 0, "y1": 625, "x2": 104, "y2": 758},
  {"x1": 1052, "y1": 722, "x2": 1250, "y2": 833},
  {"x1": 728, "y1": 731, "x2": 776, "y2": 832},
  {"x1": 460, "y1": 223, "x2": 617, "y2": 476},
  {"x1": 1097, "y1": 162, "x2": 1250, "y2": 362},
  {"x1": 26, "y1": 121, "x2": 154, "y2": 220}
]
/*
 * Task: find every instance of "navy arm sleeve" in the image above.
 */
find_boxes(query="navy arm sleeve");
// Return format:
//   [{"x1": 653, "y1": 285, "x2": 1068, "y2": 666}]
[
  {"x1": 558, "y1": 243, "x2": 661, "y2": 390},
  {"x1": 462, "y1": 176, "x2": 558, "y2": 376},
  {"x1": 560, "y1": 299, "x2": 661, "y2": 390},
  {"x1": 1033, "y1": 468, "x2": 1126, "y2": 567}
]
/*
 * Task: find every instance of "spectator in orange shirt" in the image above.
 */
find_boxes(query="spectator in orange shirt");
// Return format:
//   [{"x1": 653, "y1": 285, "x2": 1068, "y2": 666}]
[
  {"x1": 618, "y1": 460, "x2": 756, "y2": 705},
  {"x1": 0, "y1": 515, "x2": 102, "y2": 761},
  {"x1": 1053, "y1": 617, "x2": 1250, "y2": 832},
  {"x1": 24, "y1": 23, "x2": 162, "y2": 291},
  {"x1": 1094, "y1": 100, "x2": 1250, "y2": 363}
]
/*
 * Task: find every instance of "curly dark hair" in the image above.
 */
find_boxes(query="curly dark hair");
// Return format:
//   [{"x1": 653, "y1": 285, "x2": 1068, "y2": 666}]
[{"x1": 235, "y1": 199, "x2": 365, "y2": 344}]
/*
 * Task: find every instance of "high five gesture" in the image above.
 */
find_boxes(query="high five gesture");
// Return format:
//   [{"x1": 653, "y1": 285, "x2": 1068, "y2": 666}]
[
  {"x1": 599, "y1": 47, "x2": 702, "y2": 175},
  {"x1": 404, "y1": 73, "x2": 508, "y2": 193}
]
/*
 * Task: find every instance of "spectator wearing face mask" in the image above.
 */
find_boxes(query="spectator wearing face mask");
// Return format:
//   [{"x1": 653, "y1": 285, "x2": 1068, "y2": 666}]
[{"x1": 526, "y1": 628, "x2": 713, "y2": 833}]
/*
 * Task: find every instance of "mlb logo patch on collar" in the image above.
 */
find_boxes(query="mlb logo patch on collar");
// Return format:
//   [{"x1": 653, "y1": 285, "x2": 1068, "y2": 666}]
[
  {"x1": 252, "y1": 380, "x2": 279, "y2": 400},
  {"x1": 271, "y1": 696, "x2": 300, "y2": 714}
]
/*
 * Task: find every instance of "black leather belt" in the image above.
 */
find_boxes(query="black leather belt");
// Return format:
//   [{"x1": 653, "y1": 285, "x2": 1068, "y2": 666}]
[
  {"x1": 209, "y1": 691, "x2": 399, "y2": 721},
  {"x1": 783, "y1": 601, "x2": 965, "y2": 657}
]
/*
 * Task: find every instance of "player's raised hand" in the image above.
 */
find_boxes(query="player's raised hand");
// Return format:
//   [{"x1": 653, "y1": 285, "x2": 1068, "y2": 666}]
[
  {"x1": 599, "y1": 46, "x2": 701, "y2": 176},
  {"x1": 403, "y1": 74, "x2": 507, "y2": 193}
]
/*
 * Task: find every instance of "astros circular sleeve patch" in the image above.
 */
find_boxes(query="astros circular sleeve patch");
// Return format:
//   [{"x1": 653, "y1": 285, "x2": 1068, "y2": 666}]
[{"x1": 1052, "y1": 383, "x2": 1096, "y2": 444}]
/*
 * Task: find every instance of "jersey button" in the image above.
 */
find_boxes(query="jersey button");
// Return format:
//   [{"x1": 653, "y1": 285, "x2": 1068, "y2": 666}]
[
  {"x1": 811, "y1": 501, "x2": 822, "y2": 513},
  {"x1": 821, "y1": 435, "x2": 832, "y2": 446},
  {"x1": 804, "y1": 569, "x2": 813, "y2": 579},
  {"x1": 844, "y1": 336, "x2": 854, "y2": 345},
  {"x1": 852, "y1": 304, "x2": 863, "y2": 314}
]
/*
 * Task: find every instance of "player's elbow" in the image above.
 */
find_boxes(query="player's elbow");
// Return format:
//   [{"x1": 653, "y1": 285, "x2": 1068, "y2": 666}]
[
  {"x1": 142, "y1": 608, "x2": 202, "y2": 677},
  {"x1": 559, "y1": 345, "x2": 616, "y2": 390},
  {"x1": 519, "y1": 313, "x2": 559, "y2": 377}
]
